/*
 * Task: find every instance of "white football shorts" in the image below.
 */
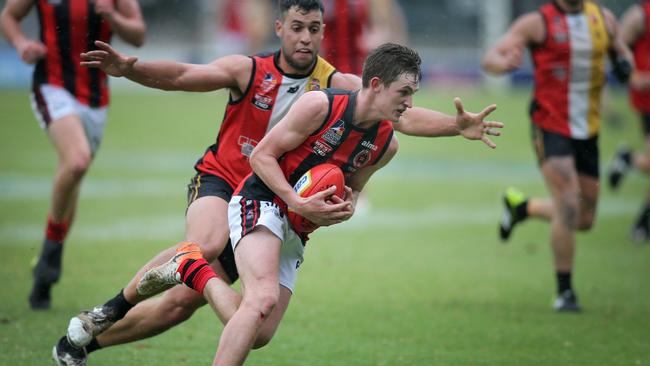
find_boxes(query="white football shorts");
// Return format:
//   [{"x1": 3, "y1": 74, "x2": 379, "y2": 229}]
[{"x1": 228, "y1": 196, "x2": 305, "y2": 293}]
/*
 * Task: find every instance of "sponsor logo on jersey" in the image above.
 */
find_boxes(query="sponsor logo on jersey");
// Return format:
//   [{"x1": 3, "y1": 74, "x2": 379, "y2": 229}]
[
  {"x1": 309, "y1": 78, "x2": 321, "y2": 91},
  {"x1": 287, "y1": 85, "x2": 300, "y2": 94},
  {"x1": 353, "y1": 149, "x2": 372, "y2": 168},
  {"x1": 322, "y1": 120, "x2": 345, "y2": 145},
  {"x1": 361, "y1": 140, "x2": 378, "y2": 151},
  {"x1": 238, "y1": 135, "x2": 259, "y2": 157},
  {"x1": 312, "y1": 140, "x2": 333, "y2": 156},
  {"x1": 252, "y1": 94, "x2": 273, "y2": 110}
]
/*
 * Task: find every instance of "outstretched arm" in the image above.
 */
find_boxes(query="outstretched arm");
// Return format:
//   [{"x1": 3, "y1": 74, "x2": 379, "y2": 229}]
[
  {"x1": 0, "y1": 0, "x2": 46, "y2": 64},
  {"x1": 395, "y1": 98, "x2": 503, "y2": 148},
  {"x1": 330, "y1": 73, "x2": 502, "y2": 145},
  {"x1": 250, "y1": 92, "x2": 352, "y2": 227},
  {"x1": 81, "y1": 41, "x2": 251, "y2": 92}
]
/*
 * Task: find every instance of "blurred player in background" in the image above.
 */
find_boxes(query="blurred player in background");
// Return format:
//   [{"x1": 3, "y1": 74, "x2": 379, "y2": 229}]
[
  {"x1": 0, "y1": 0, "x2": 145, "y2": 310},
  {"x1": 213, "y1": 0, "x2": 273, "y2": 56},
  {"x1": 482, "y1": 0, "x2": 633, "y2": 312},
  {"x1": 321, "y1": 0, "x2": 407, "y2": 75},
  {"x1": 607, "y1": 0, "x2": 650, "y2": 242}
]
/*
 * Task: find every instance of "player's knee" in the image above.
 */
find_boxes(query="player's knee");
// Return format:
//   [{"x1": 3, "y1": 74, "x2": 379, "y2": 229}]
[
  {"x1": 244, "y1": 292, "x2": 278, "y2": 321},
  {"x1": 252, "y1": 331, "x2": 274, "y2": 349},
  {"x1": 63, "y1": 153, "x2": 92, "y2": 179},
  {"x1": 196, "y1": 240, "x2": 225, "y2": 262},
  {"x1": 577, "y1": 215, "x2": 595, "y2": 231},
  {"x1": 558, "y1": 197, "x2": 580, "y2": 229}
]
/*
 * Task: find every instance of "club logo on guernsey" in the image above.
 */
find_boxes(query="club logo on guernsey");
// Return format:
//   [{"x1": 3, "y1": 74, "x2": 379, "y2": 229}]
[
  {"x1": 309, "y1": 78, "x2": 321, "y2": 91},
  {"x1": 260, "y1": 73, "x2": 277, "y2": 94},
  {"x1": 322, "y1": 120, "x2": 345, "y2": 145},
  {"x1": 253, "y1": 73, "x2": 277, "y2": 110},
  {"x1": 353, "y1": 149, "x2": 372, "y2": 168},
  {"x1": 238, "y1": 136, "x2": 259, "y2": 157}
]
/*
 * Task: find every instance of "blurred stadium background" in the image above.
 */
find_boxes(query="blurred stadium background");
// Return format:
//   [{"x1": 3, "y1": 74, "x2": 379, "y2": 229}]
[
  {"x1": 0, "y1": 0, "x2": 642, "y2": 88},
  {"x1": 1, "y1": 1, "x2": 649, "y2": 365}
]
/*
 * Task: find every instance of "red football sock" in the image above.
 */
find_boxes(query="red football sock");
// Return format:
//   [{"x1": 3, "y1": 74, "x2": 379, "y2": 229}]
[
  {"x1": 45, "y1": 217, "x2": 70, "y2": 243},
  {"x1": 178, "y1": 257, "x2": 218, "y2": 294}
]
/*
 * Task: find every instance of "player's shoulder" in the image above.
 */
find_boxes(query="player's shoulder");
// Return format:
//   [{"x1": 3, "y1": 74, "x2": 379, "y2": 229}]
[
  {"x1": 210, "y1": 54, "x2": 253, "y2": 73},
  {"x1": 510, "y1": 11, "x2": 545, "y2": 45},
  {"x1": 301, "y1": 89, "x2": 330, "y2": 105}
]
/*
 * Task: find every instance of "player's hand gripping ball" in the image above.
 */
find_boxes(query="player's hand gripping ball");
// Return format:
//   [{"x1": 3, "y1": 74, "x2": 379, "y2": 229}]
[{"x1": 288, "y1": 163, "x2": 345, "y2": 233}]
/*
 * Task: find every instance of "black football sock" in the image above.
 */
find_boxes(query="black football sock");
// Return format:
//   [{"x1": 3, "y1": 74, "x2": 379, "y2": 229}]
[
  {"x1": 101, "y1": 289, "x2": 135, "y2": 322},
  {"x1": 556, "y1": 271, "x2": 572, "y2": 294},
  {"x1": 86, "y1": 338, "x2": 102, "y2": 353},
  {"x1": 515, "y1": 200, "x2": 529, "y2": 221}
]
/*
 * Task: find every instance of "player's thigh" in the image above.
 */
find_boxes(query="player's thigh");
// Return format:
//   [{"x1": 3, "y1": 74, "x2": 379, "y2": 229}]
[
  {"x1": 48, "y1": 114, "x2": 92, "y2": 165},
  {"x1": 534, "y1": 128, "x2": 580, "y2": 200},
  {"x1": 235, "y1": 227, "x2": 282, "y2": 293},
  {"x1": 185, "y1": 195, "x2": 231, "y2": 260},
  {"x1": 540, "y1": 156, "x2": 580, "y2": 200},
  {"x1": 33, "y1": 85, "x2": 92, "y2": 163}
]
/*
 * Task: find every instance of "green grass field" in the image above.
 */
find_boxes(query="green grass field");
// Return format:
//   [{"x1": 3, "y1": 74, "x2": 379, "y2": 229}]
[{"x1": 1, "y1": 86, "x2": 648, "y2": 365}]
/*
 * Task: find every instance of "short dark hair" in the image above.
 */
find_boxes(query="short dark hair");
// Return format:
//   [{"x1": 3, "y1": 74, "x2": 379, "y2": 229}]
[
  {"x1": 361, "y1": 43, "x2": 422, "y2": 88},
  {"x1": 278, "y1": 0, "x2": 324, "y2": 19}
]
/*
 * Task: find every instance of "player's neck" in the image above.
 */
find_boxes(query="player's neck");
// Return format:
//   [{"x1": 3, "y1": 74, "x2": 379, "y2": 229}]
[
  {"x1": 555, "y1": 0, "x2": 583, "y2": 13},
  {"x1": 276, "y1": 51, "x2": 315, "y2": 76},
  {"x1": 353, "y1": 89, "x2": 386, "y2": 129}
]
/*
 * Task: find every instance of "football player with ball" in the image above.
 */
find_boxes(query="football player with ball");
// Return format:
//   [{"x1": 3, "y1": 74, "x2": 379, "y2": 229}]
[{"x1": 140, "y1": 43, "x2": 503, "y2": 365}]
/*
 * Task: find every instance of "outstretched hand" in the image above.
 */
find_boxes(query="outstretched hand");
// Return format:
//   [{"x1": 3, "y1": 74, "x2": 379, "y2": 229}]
[
  {"x1": 80, "y1": 40, "x2": 137, "y2": 77},
  {"x1": 454, "y1": 97, "x2": 503, "y2": 149}
]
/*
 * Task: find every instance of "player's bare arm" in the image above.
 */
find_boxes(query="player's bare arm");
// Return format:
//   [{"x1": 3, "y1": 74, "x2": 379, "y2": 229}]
[
  {"x1": 0, "y1": 0, "x2": 46, "y2": 64},
  {"x1": 329, "y1": 71, "x2": 503, "y2": 144},
  {"x1": 250, "y1": 91, "x2": 351, "y2": 227},
  {"x1": 397, "y1": 98, "x2": 502, "y2": 148},
  {"x1": 95, "y1": 0, "x2": 146, "y2": 47},
  {"x1": 620, "y1": 5, "x2": 650, "y2": 91},
  {"x1": 81, "y1": 41, "x2": 251, "y2": 93},
  {"x1": 482, "y1": 12, "x2": 544, "y2": 74},
  {"x1": 603, "y1": 7, "x2": 635, "y2": 74}
]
